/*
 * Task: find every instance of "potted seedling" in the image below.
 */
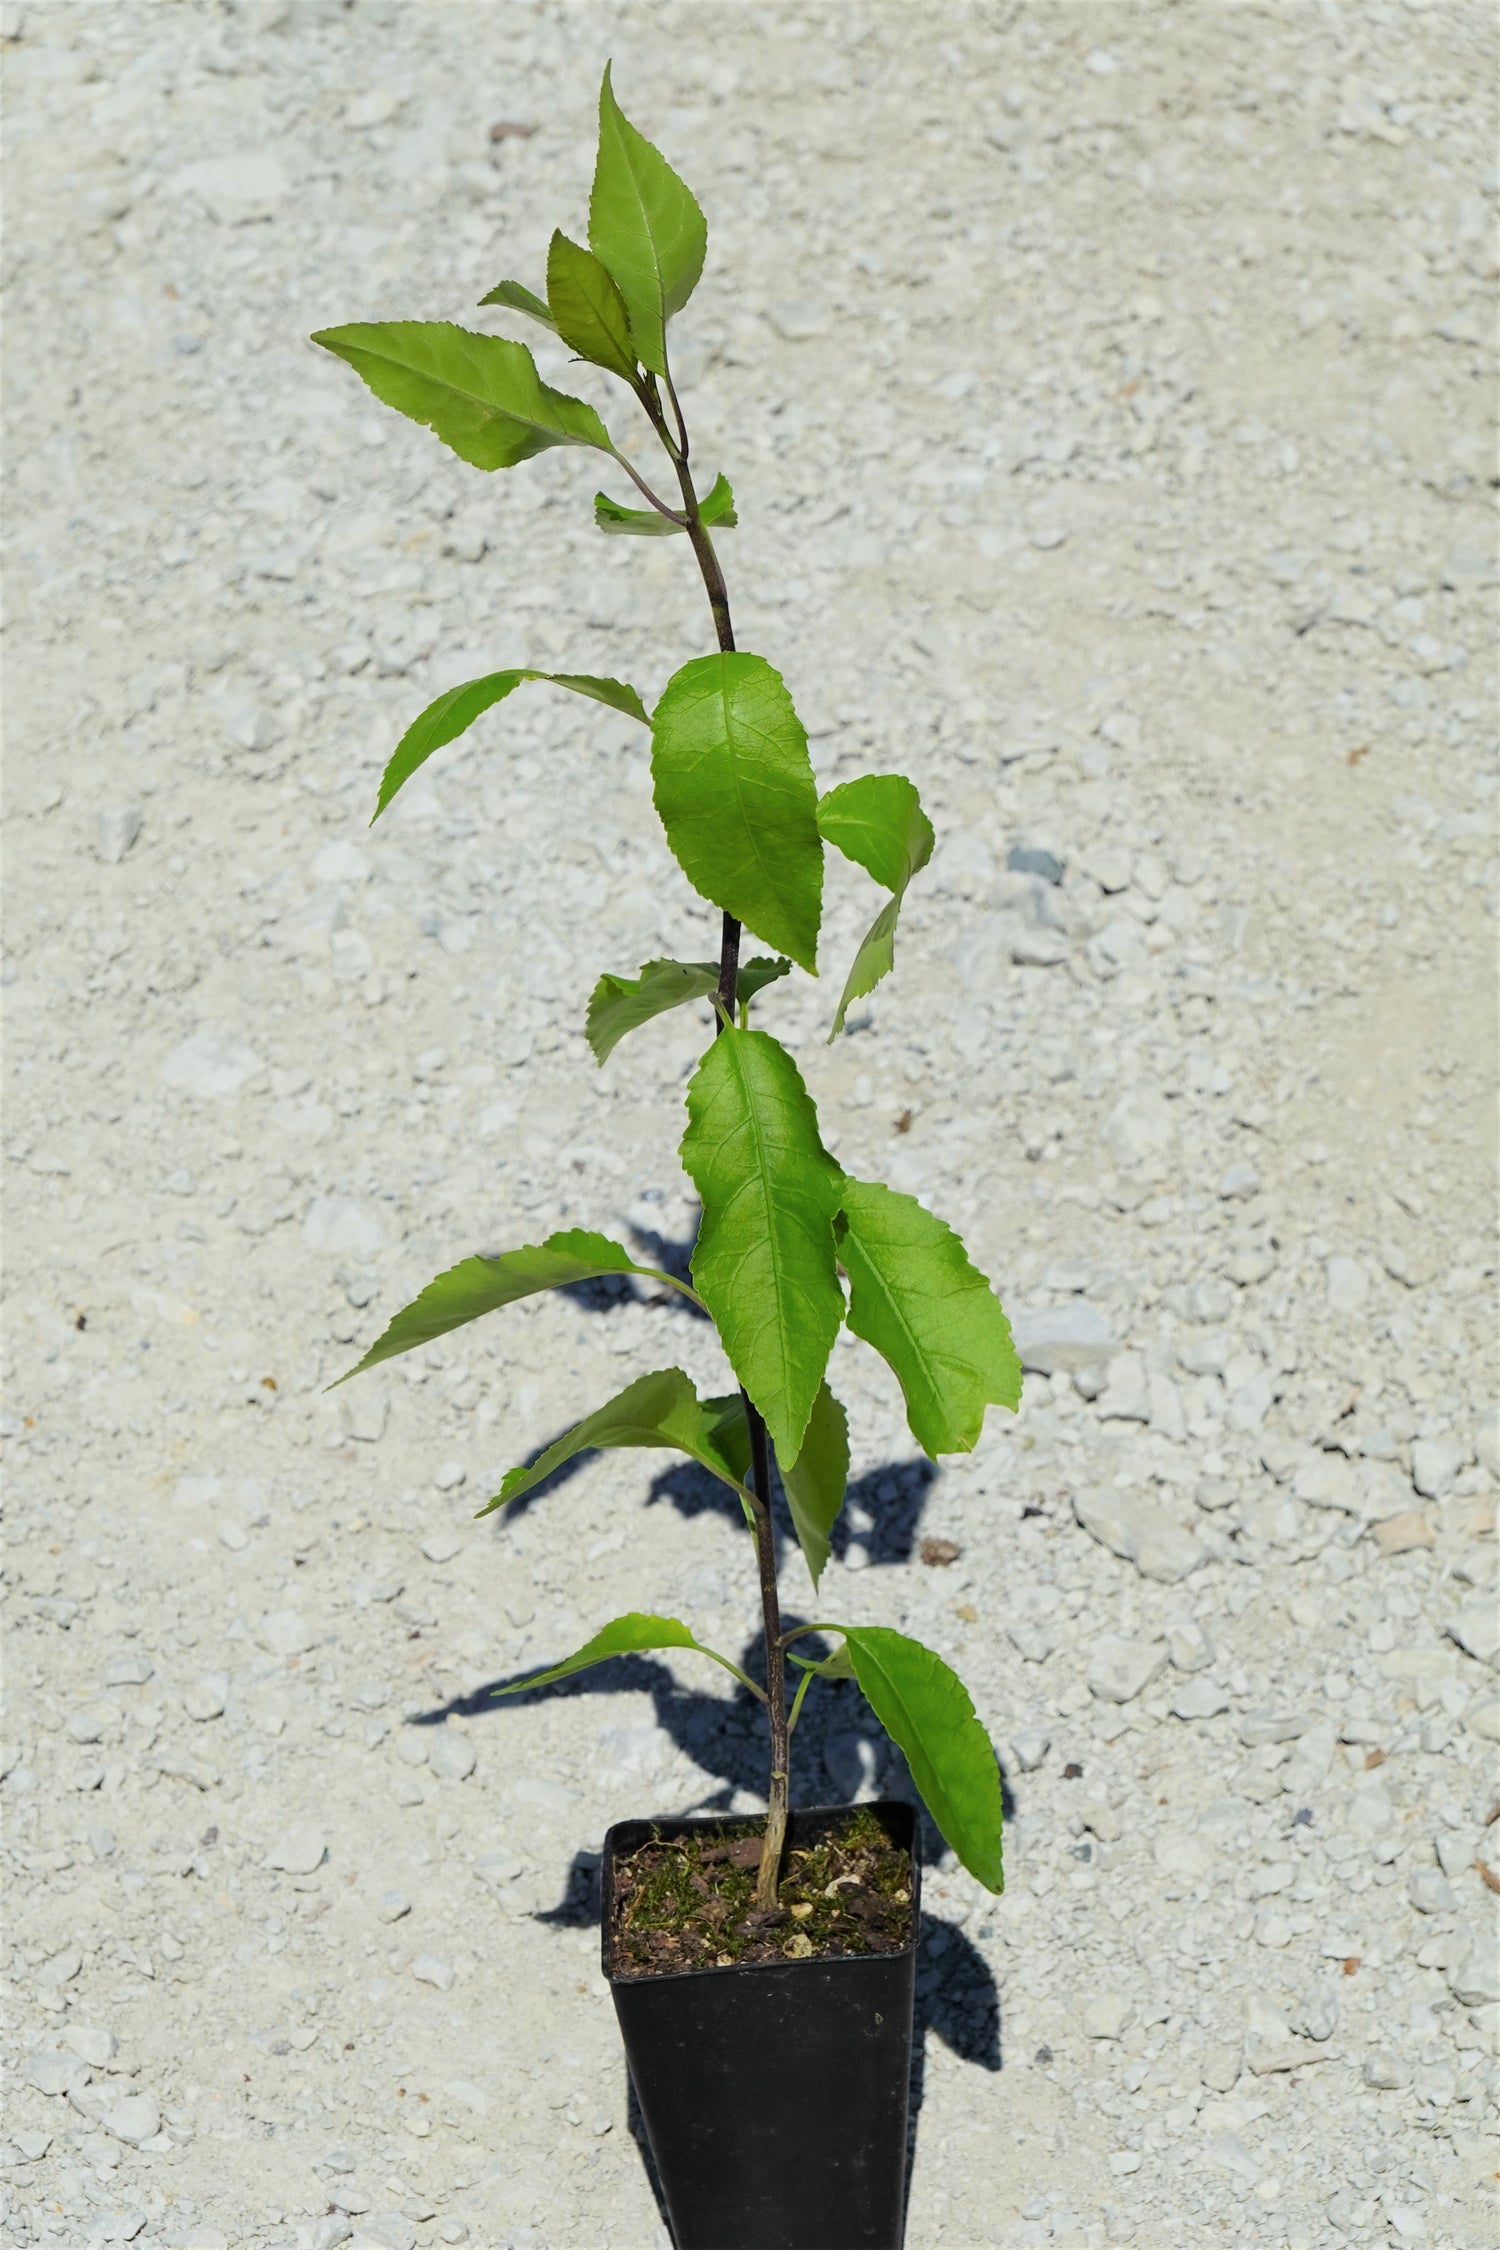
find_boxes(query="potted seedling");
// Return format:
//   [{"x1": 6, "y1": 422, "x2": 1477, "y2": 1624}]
[{"x1": 313, "y1": 65, "x2": 1021, "y2": 2250}]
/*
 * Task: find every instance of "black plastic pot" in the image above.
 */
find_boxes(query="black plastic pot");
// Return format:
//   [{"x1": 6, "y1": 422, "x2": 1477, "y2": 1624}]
[{"x1": 602, "y1": 1798, "x2": 920, "y2": 2250}]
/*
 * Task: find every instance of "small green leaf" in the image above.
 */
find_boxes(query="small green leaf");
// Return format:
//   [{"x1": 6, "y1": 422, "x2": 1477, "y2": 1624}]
[
  {"x1": 651, "y1": 652, "x2": 823, "y2": 971},
  {"x1": 817, "y1": 774, "x2": 934, "y2": 894},
  {"x1": 373, "y1": 668, "x2": 648, "y2": 822},
  {"x1": 492, "y1": 1611, "x2": 756, "y2": 1699},
  {"x1": 837, "y1": 1178, "x2": 1021, "y2": 1457},
  {"x1": 477, "y1": 278, "x2": 557, "y2": 330},
  {"x1": 839, "y1": 1625, "x2": 1004, "y2": 1892},
  {"x1": 817, "y1": 774, "x2": 935, "y2": 1039},
  {"x1": 546, "y1": 228, "x2": 638, "y2": 380},
  {"x1": 780, "y1": 1383, "x2": 850, "y2": 1590},
  {"x1": 594, "y1": 469, "x2": 736, "y2": 538},
  {"x1": 788, "y1": 1639, "x2": 856, "y2": 1680},
  {"x1": 585, "y1": 952, "x2": 788, "y2": 1065},
  {"x1": 330, "y1": 1230, "x2": 694, "y2": 1386},
  {"x1": 680, "y1": 1027, "x2": 845, "y2": 1462},
  {"x1": 588, "y1": 61, "x2": 707, "y2": 378},
  {"x1": 311, "y1": 322, "x2": 610, "y2": 470},
  {"x1": 476, "y1": 1366, "x2": 752, "y2": 1515}
]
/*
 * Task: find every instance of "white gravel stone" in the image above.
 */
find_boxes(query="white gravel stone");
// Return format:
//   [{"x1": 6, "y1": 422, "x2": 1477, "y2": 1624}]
[
  {"x1": 265, "y1": 1825, "x2": 327, "y2": 1875},
  {"x1": 1087, "y1": 1635, "x2": 1168, "y2": 1704},
  {"x1": 1172, "y1": 1675, "x2": 1229, "y2": 1721},
  {"x1": 1073, "y1": 1488, "x2": 1204, "y2": 1581},
  {"x1": 411, "y1": 1954, "x2": 455, "y2": 1992},
  {"x1": 260, "y1": 1608, "x2": 318, "y2": 1658},
  {"x1": 160, "y1": 1028, "x2": 264, "y2": 1099},
  {"x1": 1102, "y1": 1085, "x2": 1175, "y2": 1170},
  {"x1": 97, "y1": 806, "x2": 143, "y2": 864},
  {"x1": 1009, "y1": 1728, "x2": 1051, "y2": 1772},
  {"x1": 102, "y1": 2093, "x2": 159, "y2": 2145},
  {"x1": 1444, "y1": 1604, "x2": 1500, "y2": 1666},
  {"x1": 182, "y1": 1673, "x2": 228, "y2": 1722},
  {"x1": 1412, "y1": 1437, "x2": 1467, "y2": 1499},
  {"x1": 421, "y1": 1531, "x2": 464, "y2": 1561},
  {"x1": 1082, "y1": 1994, "x2": 1133, "y2": 2039},
  {"x1": 374, "y1": 1889, "x2": 411, "y2": 1922},
  {"x1": 24, "y1": 2050, "x2": 89, "y2": 2097},
  {"x1": 303, "y1": 1195, "x2": 388, "y2": 1256},
  {"x1": 427, "y1": 1730, "x2": 476, "y2": 1782},
  {"x1": 1408, "y1": 1868, "x2": 1459, "y2": 1914},
  {"x1": 1010, "y1": 1300, "x2": 1118, "y2": 1374}
]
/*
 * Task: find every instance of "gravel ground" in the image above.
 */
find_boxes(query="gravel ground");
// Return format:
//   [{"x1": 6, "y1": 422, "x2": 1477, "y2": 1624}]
[{"x1": 4, "y1": 4, "x2": 1497, "y2": 2248}]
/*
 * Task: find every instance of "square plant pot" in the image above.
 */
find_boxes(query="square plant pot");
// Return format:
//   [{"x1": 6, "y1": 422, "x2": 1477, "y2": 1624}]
[{"x1": 602, "y1": 1798, "x2": 920, "y2": 2250}]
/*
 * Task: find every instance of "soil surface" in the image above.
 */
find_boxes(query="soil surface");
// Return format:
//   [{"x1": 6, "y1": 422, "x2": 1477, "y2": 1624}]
[
  {"x1": 607, "y1": 1808, "x2": 914, "y2": 1977},
  {"x1": 3, "y1": 5, "x2": 1496, "y2": 2250}
]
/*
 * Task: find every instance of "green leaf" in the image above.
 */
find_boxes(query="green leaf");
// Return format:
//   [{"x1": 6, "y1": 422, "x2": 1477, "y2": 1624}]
[
  {"x1": 310, "y1": 322, "x2": 610, "y2": 470},
  {"x1": 817, "y1": 774, "x2": 934, "y2": 895},
  {"x1": 476, "y1": 1366, "x2": 753, "y2": 1515},
  {"x1": 680, "y1": 1026, "x2": 845, "y2": 1462},
  {"x1": 330, "y1": 1230, "x2": 695, "y2": 1387},
  {"x1": 836, "y1": 1178, "x2": 1022, "y2": 1457},
  {"x1": 546, "y1": 228, "x2": 637, "y2": 380},
  {"x1": 594, "y1": 469, "x2": 737, "y2": 538},
  {"x1": 477, "y1": 278, "x2": 557, "y2": 330},
  {"x1": 588, "y1": 61, "x2": 707, "y2": 378},
  {"x1": 585, "y1": 952, "x2": 788, "y2": 1065},
  {"x1": 492, "y1": 1611, "x2": 757, "y2": 1699},
  {"x1": 651, "y1": 653, "x2": 823, "y2": 971},
  {"x1": 780, "y1": 1382, "x2": 850, "y2": 1590},
  {"x1": 839, "y1": 1625, "x2": 1003, "y2": 1892},
  {"x1": 817, "y1": 774, "x2": 935, "y2": 1039},
  {"x1": 373, "y1": 668, "x2": 648, "y2": 822}
]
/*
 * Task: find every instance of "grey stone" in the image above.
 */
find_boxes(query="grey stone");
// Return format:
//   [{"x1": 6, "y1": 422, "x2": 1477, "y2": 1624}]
[
  {"x1": 1087, "y1": 1635, "x2": 1168, "y2": 1704},
  {"x1": 1362, "y1": 2051, "x2": 1410, "y2": 2090},
  {"x1": 1073, "y1": 1488, "x2": 1204, "y2": 1582},
  {"x1": 161, "y1": 1028, "x2": 264, "y2": 1099},
  {"x1": 1006, "y1": 843, "x2": 1064, "y2": 884},
  {"x1": 1010, "y1": 1300, "x2": 1118, "y2": 1374},
  {"x1": 1447, "y1": 1938, "x2": 1500, "y2": 2008},
  {"x1": 97, "y1": 806, "x2": 143, "y2": 864},
  {"x1": 374, "y1": 1889, "x2": 411, "y2": 1922}
]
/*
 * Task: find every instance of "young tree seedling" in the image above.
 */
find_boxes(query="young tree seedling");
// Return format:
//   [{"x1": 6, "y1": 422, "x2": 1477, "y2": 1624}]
[{"x1": 314, "y1": 64, "x2": 1021, "y2": 1912}]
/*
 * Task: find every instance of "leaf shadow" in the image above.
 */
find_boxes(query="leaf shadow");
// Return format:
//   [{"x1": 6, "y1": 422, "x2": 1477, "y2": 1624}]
[{"x1": 644, "y1": 1452, "x2": 939, "y2": 1571}]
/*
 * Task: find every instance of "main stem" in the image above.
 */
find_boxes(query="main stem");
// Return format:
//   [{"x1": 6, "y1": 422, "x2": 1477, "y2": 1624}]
[{"x1": 649, "y1": 383, "x2": 790, "y2": 1908}]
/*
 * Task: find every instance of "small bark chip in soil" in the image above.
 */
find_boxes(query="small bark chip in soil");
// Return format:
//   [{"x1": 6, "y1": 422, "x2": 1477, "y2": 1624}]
[{"x1": 607, "y1": 1807, "x2": 914, "y2": 1977}]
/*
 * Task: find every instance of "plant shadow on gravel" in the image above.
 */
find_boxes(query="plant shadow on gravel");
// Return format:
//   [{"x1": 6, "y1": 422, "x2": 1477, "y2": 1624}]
[{"x1": 411, "y1": 1640, "x2": 1007, "y2": 2194}]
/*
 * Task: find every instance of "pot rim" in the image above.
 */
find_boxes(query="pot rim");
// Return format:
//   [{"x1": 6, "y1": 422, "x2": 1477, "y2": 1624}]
[{"x1": 600, "y1": 1797, "x2": 923, "y2": 1986}]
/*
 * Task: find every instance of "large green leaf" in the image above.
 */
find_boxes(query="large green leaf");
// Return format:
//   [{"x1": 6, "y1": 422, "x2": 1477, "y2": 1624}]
[
  {"x1": 817, "y1": 774, "x2": 935, "y2": 1039},
  {"x1": 476, "y1": 1366, "x2": 753, "y2": 1515},
  {"x1": 594, "y1": 469, "x2": 736, "y2": 538},
  {"x1": 546, "y1": 228, "x2": 637, "y2": 380},
  {"x1": 651, "y1": 653, "x2": 823, "y2": 971},
  {"x1": 330, "y1": 1230, "x2": 697, "y2": 1387},
  {"x1": 493, "y1": 1612, "x2": 758, "y2": 1699},
  {"x1": 587, "y1": 62, "x2": 706, "y2": 378},
  {"x1": 837, "y1": 1178, "x2": 1021, "y2": 1457},
  {"x1": 839, "y1": 1625, "x2": 1004, "y2": 1892},
  {"x1": 477, "y1": 278, "x2": 556, "y2": 330},
  {"x1": 372, "y1": 668, "x2": 647, "y2": 822},
  {"x1": 680, "y1": 1027, "x2": 845, "y2": 1462},
  {"x1": 310, "y1": 322, "x2": 610, "y2": 470},
  {"x1": 585, "y1": 952, "x2": 789, "y2": 1065},
  {"x1": 781, "y1": 1382, "x2": 850, "y2": 1591}
]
